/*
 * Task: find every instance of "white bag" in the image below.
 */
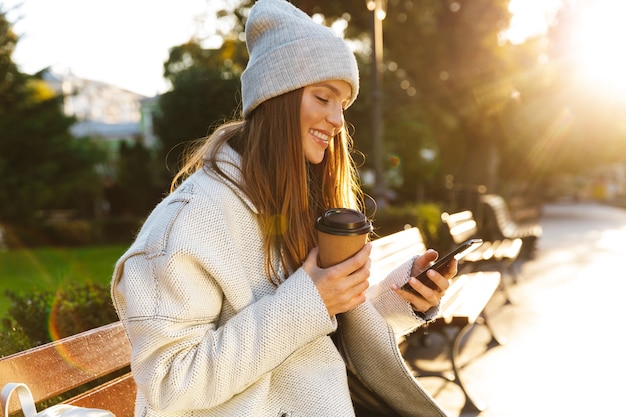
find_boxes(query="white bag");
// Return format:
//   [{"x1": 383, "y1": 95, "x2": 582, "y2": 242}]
[{"x1": 1, "y1": 383, "x2": 115, "y2": 417}]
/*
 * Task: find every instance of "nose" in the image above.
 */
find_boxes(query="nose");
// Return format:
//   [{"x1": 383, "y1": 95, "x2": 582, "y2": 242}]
[{"x1": 326, "y1": 103, "x2": 344, "y2": 130}]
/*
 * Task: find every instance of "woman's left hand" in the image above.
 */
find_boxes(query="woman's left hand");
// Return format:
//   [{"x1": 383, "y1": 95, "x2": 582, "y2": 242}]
[{"x1": 392, "y1": 249, "x2": 457, "y2": 313}]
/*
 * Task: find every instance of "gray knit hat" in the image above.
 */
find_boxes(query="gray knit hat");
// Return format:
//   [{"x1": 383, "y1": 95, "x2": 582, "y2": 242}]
[{"x1": 241, "y1": 0, "x2": 359, "y2": 117}]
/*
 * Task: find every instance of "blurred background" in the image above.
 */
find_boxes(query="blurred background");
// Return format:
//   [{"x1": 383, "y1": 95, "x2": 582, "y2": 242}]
[
  {"x1": 1, "y1": 0, "x2": 625, "y2": 354},
  {"x1": 2, "y1": 0, "x2": 625, "y2": 244}
]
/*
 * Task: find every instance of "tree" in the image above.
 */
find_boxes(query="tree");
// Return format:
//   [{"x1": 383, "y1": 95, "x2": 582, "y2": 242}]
[
  {"x1": 0, "y1": 8, "x2": 105, "y2": 228},
  {"x1": 491, "y1": 3, "x2": 626, "y2": 200},
  {"x1": 153, "y1": 40, "x2": 245, "y2": 181},
  {"x1": 115, "y1": 141, "x2": 162, "y2": 217}
]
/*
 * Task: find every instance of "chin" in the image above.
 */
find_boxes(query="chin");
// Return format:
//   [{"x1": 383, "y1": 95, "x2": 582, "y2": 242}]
[{"x1": 306, "y1": 155, "x2": 325, "y2": 165}]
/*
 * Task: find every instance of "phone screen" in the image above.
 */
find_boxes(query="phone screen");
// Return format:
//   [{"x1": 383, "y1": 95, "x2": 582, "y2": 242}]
[{"x1": 401, "y1": 238, "x2": 483, "y2": 295}]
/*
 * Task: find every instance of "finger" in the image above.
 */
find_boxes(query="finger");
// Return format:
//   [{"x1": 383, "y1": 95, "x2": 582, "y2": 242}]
[
  {"x1": 424, "y1": 269, "x2": 451, "y2": 293},
  {"x1": 411, "y1": 249, "x2": 438, "y2": 277},
  {"x1": 318, "y1": 248, "x2": 371, "y2": 296},
  {"x1": 343, "y1": 257, "x2": 372, "y2": 292},
  {"x1": 302, "y1": 247, "x2": 321, "y2": 275},
  {"x1": 408, "y1": 275, "x2": 441, "y2": 302},
  {"x1": 435, "y1": 259, "x2": 458, "y2": 279},
  {"x1": 447, "y1": 259, "x2": 458, "y2": 278},
  {"x1": 325, "y1": 243, "x2": 372, "y2": 276},
  {"x1": 393, "y1": 282, "x2": 438, "y2": 311}
]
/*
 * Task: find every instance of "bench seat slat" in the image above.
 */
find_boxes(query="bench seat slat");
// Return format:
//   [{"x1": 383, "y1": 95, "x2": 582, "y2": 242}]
[{"x1": 439, "y1": 272, "x2": 500, "y2": 324}]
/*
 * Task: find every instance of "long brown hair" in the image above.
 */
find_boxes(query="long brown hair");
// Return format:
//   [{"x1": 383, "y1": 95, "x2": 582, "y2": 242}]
[{"x1": 172, "y1": 88, "x2": 364, "y2": 284}]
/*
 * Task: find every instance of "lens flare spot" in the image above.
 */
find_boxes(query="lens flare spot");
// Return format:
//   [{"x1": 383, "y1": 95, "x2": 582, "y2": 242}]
[
  {"x1": 386, "y1": 154, "x2": 401, "y2": 169},
  {"x1": 266, "y1": 214, "x2": 288, "y2": 236}
]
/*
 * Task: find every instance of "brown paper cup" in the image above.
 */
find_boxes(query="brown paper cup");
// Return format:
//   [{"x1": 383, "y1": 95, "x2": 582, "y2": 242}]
[
  {"x1": 315, "y1": 208, "x2": 372, "y2": 268},
  {"x1": 317, "y1": 231, "x2": 370, "y2": 268}
]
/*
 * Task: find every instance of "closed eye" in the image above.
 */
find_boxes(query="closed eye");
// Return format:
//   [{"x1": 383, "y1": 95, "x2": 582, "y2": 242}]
[{"x1": 315, "y1": 96, "x2": 329, "y2": 104}]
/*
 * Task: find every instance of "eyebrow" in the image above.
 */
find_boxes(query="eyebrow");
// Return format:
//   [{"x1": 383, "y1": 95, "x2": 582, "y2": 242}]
[{"x1": 314, "y1": 83, "x2": 350, "y2": 102}]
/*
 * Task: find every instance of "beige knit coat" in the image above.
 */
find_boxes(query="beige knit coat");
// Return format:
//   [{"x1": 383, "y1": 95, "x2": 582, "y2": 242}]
[{"x1": 111, "y1": 145, "x2": 448, "y2": 417}]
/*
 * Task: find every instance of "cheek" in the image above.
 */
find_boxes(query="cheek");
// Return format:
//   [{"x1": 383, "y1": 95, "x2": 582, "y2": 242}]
[{"x1": 300, "y1": 96, "x2": 323, "y2": 123}]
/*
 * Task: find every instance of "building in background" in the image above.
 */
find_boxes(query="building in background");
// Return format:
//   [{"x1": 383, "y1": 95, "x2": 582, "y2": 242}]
[{"x1": 42, "y1": 68, "x2": 158, "y2": 148}]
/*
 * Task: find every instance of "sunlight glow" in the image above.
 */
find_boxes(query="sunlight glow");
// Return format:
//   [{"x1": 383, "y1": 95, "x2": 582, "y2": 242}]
[
  {"x1": 573, "y1": 1, "x2": 626, "y2": 99},
  {"x1": 505, "y1": 0, "x2": 562, "y2": 44}
]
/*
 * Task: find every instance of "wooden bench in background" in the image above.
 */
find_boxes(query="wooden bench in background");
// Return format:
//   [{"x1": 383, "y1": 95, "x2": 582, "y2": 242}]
[
  {"x1": 1, "y1": 226, "x2": 502, "y2": 416},
  {"x1": 480, "y1": 194, "x2": 542, "y2": 259},
  {"x1": 0, "y1": 322, "x2": 135, "y2": 417},
  {"x1": 441, "y1": 209, "x2": 522, "y2": 290},
  {"x1": 371, "y1": 227, "x2": 502, "y2": 413}
]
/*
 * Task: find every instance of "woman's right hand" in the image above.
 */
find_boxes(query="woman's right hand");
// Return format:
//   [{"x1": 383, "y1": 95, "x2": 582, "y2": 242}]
[{"x1": 302, "y1": 243, "x2": 372, "y2": 317}]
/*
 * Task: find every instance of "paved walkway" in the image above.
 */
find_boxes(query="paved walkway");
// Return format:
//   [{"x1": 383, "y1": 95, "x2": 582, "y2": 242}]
[{"x1": 405, "y1": 202, "x2": 626, "y2": 416}]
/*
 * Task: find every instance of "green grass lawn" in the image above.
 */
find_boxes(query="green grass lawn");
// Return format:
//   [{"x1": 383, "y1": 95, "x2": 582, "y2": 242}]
[{"x1": 0, "y1": 245, "x2": 128, "y2": 318}]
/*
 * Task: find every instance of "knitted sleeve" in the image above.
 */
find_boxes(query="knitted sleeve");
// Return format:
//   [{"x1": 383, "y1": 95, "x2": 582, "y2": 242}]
[{"x1": 366, "y1": 257, "x2": 439, "y2": 339}]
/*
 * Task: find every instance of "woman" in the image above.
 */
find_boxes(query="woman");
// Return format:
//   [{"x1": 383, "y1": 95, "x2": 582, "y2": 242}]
[{"x1": 111, "y1": 1, "x2": 454, "y2": 416}]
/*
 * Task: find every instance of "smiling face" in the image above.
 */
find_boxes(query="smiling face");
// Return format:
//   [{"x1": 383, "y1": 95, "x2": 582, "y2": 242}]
[{"x1": 300, "y1": 80, "x2": 352, "y2": 164}]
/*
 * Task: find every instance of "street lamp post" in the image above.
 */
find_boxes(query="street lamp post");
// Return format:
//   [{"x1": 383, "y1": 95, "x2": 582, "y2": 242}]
[{"x1": 366, "y1": 0, "x2": 387, "y2": 206}]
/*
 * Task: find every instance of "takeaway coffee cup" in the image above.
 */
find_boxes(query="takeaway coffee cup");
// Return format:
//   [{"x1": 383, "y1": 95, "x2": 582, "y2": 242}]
[{"x1": 315, "y1": 208, "x2": 373, "y2": 268}]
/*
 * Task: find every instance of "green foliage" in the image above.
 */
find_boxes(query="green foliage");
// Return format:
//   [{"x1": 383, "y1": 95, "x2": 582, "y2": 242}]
[
  {"x1": 378, "y1": 0, "x2": 513, "y2": 191},
  {"x1": 0, "y1": 80, "x2": 107, "y2": 225},
  {"x1": 41, "y1": 220, "x2": 95, "y2": 246},
  {"x1": 1, "y1": 282, "x2": 118, "y2": 356},
  {"x1": 155, "y1": 41, "x2": 246, "y2": 179},
  {"x1": 115, "y1": 141, "x2": 163, "y2": 217},
  {"x1": 0, "y1": 5, "x2": 20, "y2": 106},
  {"x1": 2, "y1": 218, "x2": 141, "y2": 248},
  {"x1": 0, "y1": 319, "x2": 31, "y2": 357}
]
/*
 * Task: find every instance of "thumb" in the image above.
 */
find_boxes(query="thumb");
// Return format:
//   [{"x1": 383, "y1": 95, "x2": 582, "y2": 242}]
[{"x1": 304, "y1": 247, "x2": 321, "y2": 269}]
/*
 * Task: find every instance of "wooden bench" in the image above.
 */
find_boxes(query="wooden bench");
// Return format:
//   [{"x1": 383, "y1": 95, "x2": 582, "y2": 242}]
[
  {"x1": 371, "y1": 227, "x2": 502, "y2": 413},
  {"x1": 1, "y1": 226, "x2": 501, "y2": 416},
  {"x1": 441, "y1": 209, "x2": 522, "y2": 288},
  {"x1": 0, "y1": 322, "x2": 135, "y2": 417},
  {"x1": 480, "y1": 194, "x2": 542, "y2": 259}
]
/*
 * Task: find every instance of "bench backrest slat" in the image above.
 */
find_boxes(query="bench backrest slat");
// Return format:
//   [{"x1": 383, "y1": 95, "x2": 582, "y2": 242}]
[
  {"x1": 0, "y1": 321, "x2": 131, "y2": 415},
  {"x1": 370, "y1": 228, "x2": 426, "y2": 283},
  {"x1": 480, "y1": 194, "x2": 513, "y2": 225},
  {"x1": 67, "y1": 374, "x2": 136, "y2": 417},
  {"x1": 441, "y1": 211, "x2": 479, "y2": 244}
]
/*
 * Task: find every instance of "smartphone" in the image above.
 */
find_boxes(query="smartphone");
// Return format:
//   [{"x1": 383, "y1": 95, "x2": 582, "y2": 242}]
[{"x1": 401, "y1": 238, "x2": 483, "y2": 296}]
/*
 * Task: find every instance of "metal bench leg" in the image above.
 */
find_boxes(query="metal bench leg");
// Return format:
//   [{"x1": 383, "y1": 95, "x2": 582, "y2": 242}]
[
  {"x1": 449, "y1": 323, "x2": 487, "y2": 413},
  {"x1": 498, "y1": 260, "x2": 522, "y2": 305},
  {"x1": 498, "y1": 278, "x2": 514, "y2": 305},
  {"x1": 476, "y1": 313, "x2": 505, "y2": 350},
  {"x1": 409, "y1": 324, "x2": 488, "y2": 413},
  {"x1": 505, "y1": 260, "x2": 522, "y2": 285}
]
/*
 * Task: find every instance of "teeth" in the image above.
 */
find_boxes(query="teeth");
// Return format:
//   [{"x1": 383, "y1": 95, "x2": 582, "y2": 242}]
[{"x1": 310, "y1": 129, "x2": 330, "y2": 142}]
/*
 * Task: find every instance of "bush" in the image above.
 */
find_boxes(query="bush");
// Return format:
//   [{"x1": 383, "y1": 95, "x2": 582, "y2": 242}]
[
  {"x1": 0, "y1": 323, "x2": 30, "y2": 357},
  {"x1": 1, "y1": 218, "x2": 142, "y2": 248},
  {"x1": 92, "y1": 217, "x2": 143, "y2": 244},
  {"x1": 1, "y1": 282, "x2": 118, "y2": 356},
  {"x1": 42, "y1": 220, "x2": 95, "y2": 246}
]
